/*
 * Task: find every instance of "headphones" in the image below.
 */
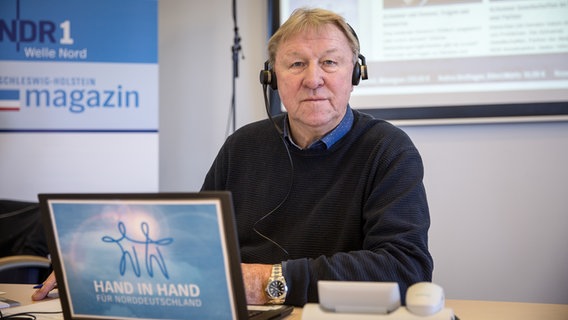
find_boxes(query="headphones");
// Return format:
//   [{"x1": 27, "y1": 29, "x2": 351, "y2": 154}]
[{"x1": 259, "y1": 24, "x2": 368, "y2": 90}]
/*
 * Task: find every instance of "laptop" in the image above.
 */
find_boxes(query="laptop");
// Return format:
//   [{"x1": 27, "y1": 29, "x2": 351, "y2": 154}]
[{"x1": 38, "y1": 192, "x2": 293, "y2": 320}]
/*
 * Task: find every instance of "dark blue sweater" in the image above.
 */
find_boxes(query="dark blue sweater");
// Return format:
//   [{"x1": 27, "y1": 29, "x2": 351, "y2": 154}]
[{"x1": 202, "y1": 110, "x2": 433, "y2": 306}]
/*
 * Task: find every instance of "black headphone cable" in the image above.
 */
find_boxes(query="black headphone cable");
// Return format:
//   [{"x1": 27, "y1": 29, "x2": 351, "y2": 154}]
[{"x1": 251, "y1": 84, "x2": 295, "y2": 258}]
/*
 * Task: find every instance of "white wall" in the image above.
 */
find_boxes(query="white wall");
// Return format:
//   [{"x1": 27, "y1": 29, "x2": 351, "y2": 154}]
[
  {"x1": 403, "y1": 122, "x2": 568, "y2": 304},
  {"x1": 159, "y1": 1, "x2": 568, "y2": 304},
  {"x1": 0, "y1": 134, "x2": 158, "y2": 201},
  {"x1": 159, "y1": 0, "x2": 266, "y2": 192}
]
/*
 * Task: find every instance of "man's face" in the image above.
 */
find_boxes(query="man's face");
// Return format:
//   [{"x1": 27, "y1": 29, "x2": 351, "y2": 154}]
[{"x1": 274, "y1": 24, "x2": 354, "y2": 137}]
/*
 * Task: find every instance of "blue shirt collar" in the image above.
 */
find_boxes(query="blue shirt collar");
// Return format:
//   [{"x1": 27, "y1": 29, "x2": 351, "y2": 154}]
[{"x1": 283, "y1": 106, "x2": 354, "y2": 150}]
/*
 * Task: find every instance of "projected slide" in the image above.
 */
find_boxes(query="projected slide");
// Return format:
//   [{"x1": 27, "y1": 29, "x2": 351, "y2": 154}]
[{"x1": 277, "y1": 0, "x2": 568, "y2": 121}]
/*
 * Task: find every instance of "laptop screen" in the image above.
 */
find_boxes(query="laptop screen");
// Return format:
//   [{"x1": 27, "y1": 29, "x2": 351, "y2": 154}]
[{"x1": 39, "y1": 192, "x2": 249, "y2": 320}]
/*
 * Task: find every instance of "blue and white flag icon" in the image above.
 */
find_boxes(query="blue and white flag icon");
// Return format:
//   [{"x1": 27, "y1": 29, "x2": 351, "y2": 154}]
[{"x1": 0, "y1": 90, "x2": 20, "y2": 111}]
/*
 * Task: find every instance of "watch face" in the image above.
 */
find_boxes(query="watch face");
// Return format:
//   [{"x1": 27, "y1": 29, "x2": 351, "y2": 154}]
[{"x1": 267, "y1": 280, "x2": 286, "y2": 298}]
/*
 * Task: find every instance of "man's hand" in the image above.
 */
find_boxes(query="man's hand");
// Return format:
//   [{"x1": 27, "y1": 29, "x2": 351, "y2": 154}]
[
  {"x1": 31, "y1": 271, "x2": 57, "y2": 301},
  {"x1": 241, "y1": 263, "x2": 272, "y2": 305}
]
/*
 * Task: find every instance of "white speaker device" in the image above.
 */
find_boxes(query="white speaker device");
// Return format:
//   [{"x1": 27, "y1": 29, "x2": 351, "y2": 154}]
[
  {"x1": 318, "y1": 281, "x2": 401, "y2": 314},
  {"x1": 301, "y1": 281, "x2": 455, "y2": 320}
]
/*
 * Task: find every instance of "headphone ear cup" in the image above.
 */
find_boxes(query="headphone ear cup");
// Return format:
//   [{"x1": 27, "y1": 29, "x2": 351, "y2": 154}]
[
  {"x1": 259, "y1": 68, "x2": 278, "y2": 90},
  {"x1": 352, "y1": 62, "x2": 361, "y2": 86},
  {"x1": 259, "y1": 69, "x2": 270, "y2": 85}
]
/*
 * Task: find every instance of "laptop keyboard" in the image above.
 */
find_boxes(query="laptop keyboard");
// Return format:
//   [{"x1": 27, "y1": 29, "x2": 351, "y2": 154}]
[
  {"x1": 247, "y1": 305, "x2": 293, "y2": 319},
  {"x1": 248, "y1": 309, "x2": 263, "y2": 317}
]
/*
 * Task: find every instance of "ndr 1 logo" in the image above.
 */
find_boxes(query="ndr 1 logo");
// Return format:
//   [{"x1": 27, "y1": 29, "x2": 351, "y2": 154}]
[
  {"x1": 0, "y1": 1, "x2": 86, "y2": 59},
  {"x1": 0, "y1": 19, "x2": 74, "y2": 47}
]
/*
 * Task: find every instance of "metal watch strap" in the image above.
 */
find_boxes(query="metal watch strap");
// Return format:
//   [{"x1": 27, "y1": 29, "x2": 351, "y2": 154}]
[
  {"x1": 271, "y1": 263, "x2": 282, "y2": 278},
  {"x1": 266, "y1": 263, "x2": 287, "y2": 304}
]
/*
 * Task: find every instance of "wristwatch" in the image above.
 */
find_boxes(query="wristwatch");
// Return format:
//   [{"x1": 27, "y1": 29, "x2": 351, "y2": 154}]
[{"x1": 265, "y1": 264, "x2": 288, "y2": 304}]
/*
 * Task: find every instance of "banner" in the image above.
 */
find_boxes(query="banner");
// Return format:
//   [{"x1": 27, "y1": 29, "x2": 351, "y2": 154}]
[
  {"x1": 0, "y1": 0, "x2": 159, "y2": 201},
  {"x1": 0, "y1": 0, "x2": 158, "y2": 132}
]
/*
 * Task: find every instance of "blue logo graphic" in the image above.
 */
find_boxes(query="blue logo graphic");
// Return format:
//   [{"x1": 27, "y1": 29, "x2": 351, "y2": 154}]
[{"x1": 102, "y1": 221, "x2": 174, "y2": 279}]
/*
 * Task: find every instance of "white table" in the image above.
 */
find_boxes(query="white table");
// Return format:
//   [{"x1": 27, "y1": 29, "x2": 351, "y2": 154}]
[{"x1": 2, "y1": 283, "x2": 567, "y2": 320}]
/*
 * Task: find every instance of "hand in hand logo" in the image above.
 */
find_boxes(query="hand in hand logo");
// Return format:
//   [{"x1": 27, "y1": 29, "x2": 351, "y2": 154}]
[{"x1": 102, "y1": 221, "x2": 174, "y2": 279}]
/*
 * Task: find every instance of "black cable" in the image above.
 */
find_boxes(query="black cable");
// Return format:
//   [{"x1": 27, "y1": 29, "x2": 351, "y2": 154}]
[
  {"x1": 252, "y1": 84, "x2": 294, "y2": 258},
  {"x1": 0, "y1": 310, "x2": 62, "y2": 320},
  {"x1": 262, "y1": 84, "x2": 283, "y2": 135}
]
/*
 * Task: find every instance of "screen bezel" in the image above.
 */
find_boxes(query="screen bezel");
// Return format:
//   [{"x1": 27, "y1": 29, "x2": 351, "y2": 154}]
[{"x1": 39, "y1": 191, "x2": 249, "y2": 320}]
